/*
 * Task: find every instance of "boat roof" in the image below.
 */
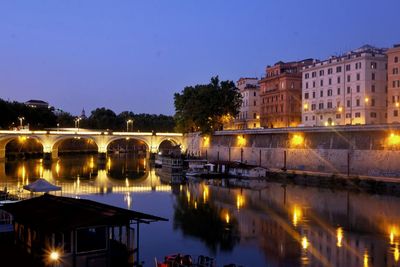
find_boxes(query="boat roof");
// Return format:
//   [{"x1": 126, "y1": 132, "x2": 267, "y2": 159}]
[{"x1": 1, "y1": 194, "x2": 167, "y2": 232}]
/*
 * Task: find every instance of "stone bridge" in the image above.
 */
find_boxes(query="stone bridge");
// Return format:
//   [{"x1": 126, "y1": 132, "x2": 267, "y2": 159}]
[{"x1": 0, "y1": 129, "x2": 184, "y2": 160}]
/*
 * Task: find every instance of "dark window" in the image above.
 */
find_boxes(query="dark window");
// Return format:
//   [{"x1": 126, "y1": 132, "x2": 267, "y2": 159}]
[
  {"x1": 320, "y1": 80, "x2": 324, "y2": 86},
  {"x1": 319, "y1": 70, "x2": 324, "y2": 76},
  {"x1": 336, "y1": 66, "x2": 342, "y2": 73},
  {"x1": 371, "y1": 85, "x2": 375, "y2": 92},
  {"x1": 320, "y1": 91, "x2": 323, "y2": 97},
  {"x1": 347, "y1": 87, "x2": 351, "y2": 94},
  {"x1": 329, "y1": 78, "x2": 332, "y2": 85},
  {"x1": 372, "y1": 73, "x2": 376, "y2": 80},
  {"x1": 371, "y1": 62, "x2": 377, "y2": 69},
  {"x1": 337, "y1": 88, "x2": 341, "y2": 95},
  {"x1": 312, "y1": 91, "x2": 316, "y2": 98},
  {"x1": 306, "y1": 82, "x2": 309, "y2": 89},
  {"x1": 328, "y1": 89, "x2": 332, "y2": 96},
  {"x1": 346, "y1": 64, "x2": 351, "y2": 71},
  {"x1": 337, "y1": 76, "x2": 341, "y2": 83},
  {"x1": 77, "y1": 227, "x2": 107, "y2": 253},
  {"x1": 336, "y1": 114, "x2": 341, "y2": 119},
  {"x1": 371, "y1": 98, "x2": 375, "y2": 106},
  {"x1": 356, "y1": 99, "x2": 360, "y2": 106},
  {"x1": 327, "y1": 102, "x2": 333, "y2": 108},
  {"x1": 328, "y1": 68, "x2": 333, "y2": 74},
  {"x1": 304, "y1": 93, "x2": 309, "y2": 99},
  {"x1": 356, "y1": 85, "x2": 360, "y2": 93},
  {"x1": 395, "y1": 110, "x2": 399, "y2": 117},
  {"x1": 395, "y1": 57, "x2": 399, "y2": 63},
  {"x1": 370, "y1": 112, "x2": 377, "y2": 118},
  {"x1": 356, "y1": 73, "x2": 360, "y2": 80},
  {"x1": 347, "y1": 75, "x2": 351, "y2": 82},
  {"x1": 355, "y1": 112, "x2": 361, "y2": 118}
]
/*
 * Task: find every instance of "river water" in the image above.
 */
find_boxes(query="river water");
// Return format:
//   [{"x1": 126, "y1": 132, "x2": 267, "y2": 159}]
[{"x1": 1, "y1": 154, "x2": 400, "y2": 267}]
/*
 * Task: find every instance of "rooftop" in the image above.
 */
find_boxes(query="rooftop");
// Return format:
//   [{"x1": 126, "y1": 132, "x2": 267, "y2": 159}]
[{"x1": 1, "y1": 194, "x2": 167, "y2": 232}]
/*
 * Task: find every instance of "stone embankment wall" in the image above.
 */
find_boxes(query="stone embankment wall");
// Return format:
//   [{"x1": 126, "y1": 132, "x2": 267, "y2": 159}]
[{"x1": 184, "y1": 126, "x2": 400, "y2": 178}]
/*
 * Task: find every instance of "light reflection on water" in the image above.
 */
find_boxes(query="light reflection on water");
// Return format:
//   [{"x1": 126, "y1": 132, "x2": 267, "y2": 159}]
[{"x1": 1, "y1": 155, "x2": 400, "y2": 266}]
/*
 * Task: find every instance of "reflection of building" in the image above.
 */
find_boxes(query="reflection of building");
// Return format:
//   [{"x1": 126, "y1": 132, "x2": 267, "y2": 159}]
[
  {"x1": 259, "y1": 60, "x2": 313, "y2": 128},
  {"x1": 228, "y1": 78, "x2": 260, "y2": 130},
  {"x1": 302, "y1": 45, "x2": 387, "y2": 126},
  {"x1": 24, "y1": 99, "x2": 49, "y2": 109},
  {"x1": 387, "y1": 44, "x2": 400, "y2": 123}
]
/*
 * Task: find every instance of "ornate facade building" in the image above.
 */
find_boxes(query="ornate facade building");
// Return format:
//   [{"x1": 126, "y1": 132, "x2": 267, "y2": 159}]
[{"x1": 259, "y1": 60, "x2": 313, "y2": 128}]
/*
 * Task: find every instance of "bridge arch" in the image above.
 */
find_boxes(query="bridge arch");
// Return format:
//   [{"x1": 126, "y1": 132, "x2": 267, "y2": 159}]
[
  {"x1": 105, "y1": 136, "x2": 150, "y2": 153},
  {"x1": 50, "y1": 136, "x2": 99, "y2": 159},
  {"x1": 0, "y1": 135, "x2": 44, "y2": 160},
  {"x1": 157, "y1": 137, "x2": 181, "y2": 155}
]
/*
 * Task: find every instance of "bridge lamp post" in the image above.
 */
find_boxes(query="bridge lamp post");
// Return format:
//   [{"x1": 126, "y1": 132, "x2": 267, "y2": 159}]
[
  {"x1": 75, "y1": 117, "x2": 81, "y2": 131},
  {"x1": 126, "y1": 119, "x2": 133, "y2": 132},
  {"x1": 18, "y1": 116, "x2": 25, "y2": 128}
]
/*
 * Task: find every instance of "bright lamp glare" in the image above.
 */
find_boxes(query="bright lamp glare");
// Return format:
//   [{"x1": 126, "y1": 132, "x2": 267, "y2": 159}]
[{"x1": 50, "y1": 251, "x2": 59, "y2": 261}]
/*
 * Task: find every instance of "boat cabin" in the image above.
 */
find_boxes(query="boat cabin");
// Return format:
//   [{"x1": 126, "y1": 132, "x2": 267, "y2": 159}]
[{"x1": 0, "y1": 194, "x2": 167, "y2": 267}]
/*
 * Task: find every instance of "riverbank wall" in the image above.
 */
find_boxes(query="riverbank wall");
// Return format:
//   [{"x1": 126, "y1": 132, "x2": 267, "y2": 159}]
[{"x1": 184, "y1": 125, "x2": 400, "y2": 178}]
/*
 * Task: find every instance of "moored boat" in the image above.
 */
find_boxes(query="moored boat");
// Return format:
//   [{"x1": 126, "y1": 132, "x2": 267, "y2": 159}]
[{"x1": 156, "y1": 253, "x2": 215, "y2": 267}]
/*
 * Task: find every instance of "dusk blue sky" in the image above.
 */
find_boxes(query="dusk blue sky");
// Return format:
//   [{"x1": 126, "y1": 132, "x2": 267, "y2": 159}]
[{"x1": 0, "y1": 0, "x2": 399, "y2": 116}]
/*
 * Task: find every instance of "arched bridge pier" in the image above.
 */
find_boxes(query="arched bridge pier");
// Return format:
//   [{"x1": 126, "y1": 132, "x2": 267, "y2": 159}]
[{"x1": 0, "y1": 130, "x2": 184, "y2": 161}]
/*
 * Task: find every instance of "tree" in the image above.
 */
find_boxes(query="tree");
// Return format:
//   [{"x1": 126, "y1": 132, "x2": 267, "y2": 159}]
[
  {"x1": 87, "y1": 108, "x2": 118, "y2": 130},
  {"x1": 174, "y1": 76, "x2": 242, "y2": 134}
]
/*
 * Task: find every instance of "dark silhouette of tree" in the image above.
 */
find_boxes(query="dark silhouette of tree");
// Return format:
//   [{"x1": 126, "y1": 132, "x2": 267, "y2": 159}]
[{"x1": 174, "y1": 76, "x2": 242, "y2": 134}]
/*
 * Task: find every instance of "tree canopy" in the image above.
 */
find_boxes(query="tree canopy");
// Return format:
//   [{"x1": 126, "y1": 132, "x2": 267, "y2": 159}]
[
  {"x1": 174, "y1": 76, "x2": 242, "y2": 134},
  {"x1": 0, "y1": 99, "x2": 176, "y2": 132}
]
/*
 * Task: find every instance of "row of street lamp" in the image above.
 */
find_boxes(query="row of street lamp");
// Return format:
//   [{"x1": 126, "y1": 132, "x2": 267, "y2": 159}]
[{"x1": 13, "y1": 116, "x2": 134, "y2": 131}]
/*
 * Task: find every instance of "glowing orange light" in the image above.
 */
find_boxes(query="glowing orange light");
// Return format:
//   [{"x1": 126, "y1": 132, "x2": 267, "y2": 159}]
[
  {"x1": 203, "y1": 136, "x2": 210, "y2": 147},
  {"x1": 291, "y1": 134, "x2": 304, "y2": 147},
  {"x1": 301, "y1": 236, "x2": 308, "y2": 250},
  {"x1": 338, "y1": 106, "x2": 343, "y2": 112},
  {"x1": 389, "y1": 133, "x2": 400, "y2": 146},
  {"x1": 236, "y1": 194, "x2": 244, "y2": 210},
  {"x1": 292, "y1": 206, "x2": 302, "y2": 227},
  {"x1": 237, "y1": 135, "x2": 246, "y2": 146},
  {"x1": 225, "y1": 213, "x2": 230, "y2": 224},
  {"x1": 50, "y1": 251, "x2": 59, "y2": 261},
  {"x1": 337, "y1": 227, "x2": 343, "y2": 247}
]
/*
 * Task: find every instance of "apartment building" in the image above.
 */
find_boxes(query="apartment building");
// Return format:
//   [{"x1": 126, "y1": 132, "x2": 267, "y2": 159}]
[
  {"x1": 302, "y1": 45, "x2": 387, "y2": 126},
  {"x1": 387, "y1": 44, "x2": 400, "y2": 123},
  {"x1": 259, "y1": 60, "x2": 313, "y2": 128},
  {"x1": 231, "y1": 77, "x2": 261, "y2": 129}
]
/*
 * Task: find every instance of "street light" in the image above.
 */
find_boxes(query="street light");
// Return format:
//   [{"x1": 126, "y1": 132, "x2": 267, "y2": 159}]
[
  {"x1": 126, "y1": 119, "x2": 133, "y2": 132},
  {"x1": 18, "y1": 116, "x2": 24, "y2": 128},
  {"x1": 74, "y1": 117, "x2": 81, "y2": 131}
]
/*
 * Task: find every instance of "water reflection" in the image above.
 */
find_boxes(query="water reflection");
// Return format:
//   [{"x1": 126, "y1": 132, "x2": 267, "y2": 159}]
[
  {"x1": 2, "y1": 156, "x2": 400, "y2": 266},
  {"x1": 1, "y1": 155, "x2": 169, "y2": 203},
  {"x1": 173, "y1": 183, "x2": 240, "y2": 253}
]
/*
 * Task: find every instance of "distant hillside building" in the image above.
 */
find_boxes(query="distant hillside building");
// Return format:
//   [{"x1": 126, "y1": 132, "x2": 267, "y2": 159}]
[
  {"x1": 25, "y1": 99, "x2": 49, "y2": 109},
  {"x1": 259, "y1": 59, "x2": 313, "y2": 128},
  {"x1": 229, "y1": 77, "x2": 261, "y2": 130},
  {"x1": 301, "y1": 45, "x2": 387, "y2": 126},
  {"x1": 387, "y1": 44, "x2": 400, "y2": 123}
]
